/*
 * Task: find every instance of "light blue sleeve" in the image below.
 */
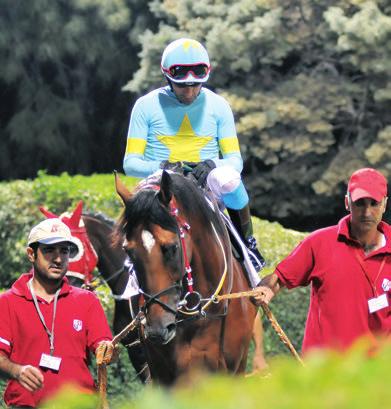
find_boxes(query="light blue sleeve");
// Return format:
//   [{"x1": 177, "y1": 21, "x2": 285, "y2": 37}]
[
  {"x1": 123, "y1": 157, "x2": 161, "y2": 178},
  {"x1": 123, "y1": 98, "x2": 161, "y2": 178},
  {"x1": 214, "y1": 97, "x2": 243, "y2": 173}
]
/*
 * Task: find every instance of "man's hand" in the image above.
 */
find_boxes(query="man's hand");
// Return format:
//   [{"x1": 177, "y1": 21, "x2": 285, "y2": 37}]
[
  {"x1": 14, "y1": 365, "x2": 44, "y2": 392},
  {"x1": 96, "y1": 341, "x2": 119, "y2": 365},
  {"x1": 252, "y1": 286, "x2": 275, "y2": 306},
  {"x1": 188, "y1": 159, "x2": 216, "y2": 186}
]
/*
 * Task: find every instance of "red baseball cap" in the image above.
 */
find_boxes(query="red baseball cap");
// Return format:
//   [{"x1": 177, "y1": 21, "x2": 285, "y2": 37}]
[{"x1": 348, "y1": 168, "x2": 388, "y2": 202}]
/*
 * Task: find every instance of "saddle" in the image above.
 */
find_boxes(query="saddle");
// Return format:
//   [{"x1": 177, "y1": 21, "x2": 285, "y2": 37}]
[{"x1": 203, "y1": 195, "x2": 262, "y2": 288}]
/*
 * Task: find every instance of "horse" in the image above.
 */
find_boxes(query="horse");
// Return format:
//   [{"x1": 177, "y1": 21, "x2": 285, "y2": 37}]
[
  {"x1": 114, "y1": 170, "x2": 259, "y2": 385},
  {"x1": 39, "y1": 202, "x2": 150, "y2": 383}
]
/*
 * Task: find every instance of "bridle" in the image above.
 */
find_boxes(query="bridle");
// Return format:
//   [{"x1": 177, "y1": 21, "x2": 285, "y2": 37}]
[{"x1": 135, "y1": 189, "x2": 230, "y2": 319}]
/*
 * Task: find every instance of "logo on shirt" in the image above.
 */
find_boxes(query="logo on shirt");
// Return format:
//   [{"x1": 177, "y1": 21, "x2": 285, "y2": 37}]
[
  {"x1": 382, "y1": 278, "x2": 391, "y2": 292},
  {"x1": 73, "y1": 319, "x2": 83, "y2": 332}
]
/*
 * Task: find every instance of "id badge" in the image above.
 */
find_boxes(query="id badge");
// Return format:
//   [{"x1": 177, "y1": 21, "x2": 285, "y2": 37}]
[
  {"x1": 368, "y1": 293, "x2": 389, "y2": 313},
  {"x1": 39, "y1": 353, "x2": 62, "y2": 371}
]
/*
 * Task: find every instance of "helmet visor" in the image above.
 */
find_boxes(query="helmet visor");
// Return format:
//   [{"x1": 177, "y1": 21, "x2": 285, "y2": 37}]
[{"x1": 165, "y1": 64, "x2": 210, "y2": 81}]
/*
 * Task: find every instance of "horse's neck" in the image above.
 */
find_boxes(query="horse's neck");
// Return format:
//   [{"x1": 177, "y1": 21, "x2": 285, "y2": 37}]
[{"x1": 189, "y1": 216, "x2": 232, "y2": 293}]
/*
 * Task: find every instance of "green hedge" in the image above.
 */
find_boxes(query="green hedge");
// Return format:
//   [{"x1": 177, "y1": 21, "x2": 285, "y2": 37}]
[{"x1": 0, "y1": 172, "x2": 309, "y2": 406}]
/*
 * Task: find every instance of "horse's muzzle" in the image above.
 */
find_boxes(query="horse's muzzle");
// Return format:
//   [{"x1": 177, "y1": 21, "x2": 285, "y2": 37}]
[{"x1": 145, "y1": 322, "x2": 177, "y2": 345}]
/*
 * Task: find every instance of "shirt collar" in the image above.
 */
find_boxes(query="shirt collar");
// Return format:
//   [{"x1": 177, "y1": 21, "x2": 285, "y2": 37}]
[
  {"x1": 337, "y1": 214, "x2": 391, "y2": 254},
  {"x1": 11, "y1": 272, "x2": 71, "y2": 300}
]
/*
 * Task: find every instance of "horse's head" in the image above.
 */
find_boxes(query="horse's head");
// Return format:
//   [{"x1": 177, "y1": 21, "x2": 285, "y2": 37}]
[{"x1": 115, "y1": 171, "x2": 189, "y2": 345}]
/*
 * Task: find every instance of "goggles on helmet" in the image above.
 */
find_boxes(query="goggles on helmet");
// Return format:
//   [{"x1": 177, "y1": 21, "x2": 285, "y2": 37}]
[
  {"x1": 172, "y1": 82, "x2": 201, "y2": 88},
  {"x1": 163, "y1": 64, "x2": 210, "y2": 81}
]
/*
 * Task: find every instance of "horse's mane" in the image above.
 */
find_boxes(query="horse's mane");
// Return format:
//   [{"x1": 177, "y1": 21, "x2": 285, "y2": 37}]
[{"x1": 119, "y1": 173, "x2": 224, "y2": 238}]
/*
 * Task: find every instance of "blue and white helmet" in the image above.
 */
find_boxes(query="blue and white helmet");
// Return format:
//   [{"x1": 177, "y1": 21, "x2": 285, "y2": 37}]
[{"x1": 161, "y1": 38, "x2": 211, "y2": 84}]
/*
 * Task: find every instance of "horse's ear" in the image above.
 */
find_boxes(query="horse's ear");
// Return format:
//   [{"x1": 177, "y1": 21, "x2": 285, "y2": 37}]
[
  {"x1": 68, "y1": 200, "x2": 83, "y2": 229},
  {"x1": 158, "y1": 170, "x2": 172, "y2": 207},
  {"x1": 39, "y1": 206, "x2": 58, "y2": 219},
  {"x1": 114, "y1": 170, "x2": 132, "y2": 204}
]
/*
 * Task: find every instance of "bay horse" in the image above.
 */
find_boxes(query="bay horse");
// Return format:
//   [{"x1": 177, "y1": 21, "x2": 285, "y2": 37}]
[
  {"x1": 39, "y1": 202, "x2": 150, "y2": 383},
  {"x1": 114, "y1": 170, "x2": 258, "y2": 385}
]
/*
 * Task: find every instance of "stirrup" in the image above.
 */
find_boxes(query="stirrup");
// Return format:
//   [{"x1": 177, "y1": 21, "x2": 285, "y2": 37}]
[{"x1": 246, "y1": 236, "x2": 266, "y2": 273}]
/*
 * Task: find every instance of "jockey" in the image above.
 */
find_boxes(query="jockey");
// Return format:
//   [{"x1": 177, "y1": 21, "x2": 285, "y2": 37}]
[{"x1": 123, "y1": 38, "x2": 265, "y2": 286}]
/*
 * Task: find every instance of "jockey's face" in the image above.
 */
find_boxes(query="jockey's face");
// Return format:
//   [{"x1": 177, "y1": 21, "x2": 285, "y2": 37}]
[{"x1": 172, "y1": 82, "x2": 202, "y2": 105}]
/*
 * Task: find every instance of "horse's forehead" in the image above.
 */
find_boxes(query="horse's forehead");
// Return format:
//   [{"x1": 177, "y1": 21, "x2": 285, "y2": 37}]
[
  {"x1": 150, "y1": 225, "x2": 177, "y2": 244},
  {"x1": 141, "y1": 230, "x2": 155, "y2": 254},
  {"x1": 124, "y1": 225, "x2": 177, "y2": 246}
]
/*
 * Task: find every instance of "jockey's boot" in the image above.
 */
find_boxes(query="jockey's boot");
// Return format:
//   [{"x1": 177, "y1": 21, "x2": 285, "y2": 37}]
[{"x1": 227, "y1": 205, "x2": 266, "y2": 276}]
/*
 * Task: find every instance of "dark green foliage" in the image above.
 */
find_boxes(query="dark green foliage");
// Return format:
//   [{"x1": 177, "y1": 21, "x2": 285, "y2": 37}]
[
  {"x1": 1, "y1": 0, "x2": 390, "y2": 229},
  {"x1": 0, "y1": 0, "x2": 157, "y2": 180}
]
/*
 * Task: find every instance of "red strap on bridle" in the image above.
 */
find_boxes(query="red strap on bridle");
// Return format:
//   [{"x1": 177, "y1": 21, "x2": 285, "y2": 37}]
[
  {"x1": 137, "y1": 180, "x2": 194, "y2": 294},
  {"x1": 169, "y1": 199, "x2": 193, "y2": 293}
]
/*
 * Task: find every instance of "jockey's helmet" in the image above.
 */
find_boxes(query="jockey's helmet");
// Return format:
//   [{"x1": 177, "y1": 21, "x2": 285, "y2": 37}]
[{"x1": 161, "y1": 38, "x2": 211, "y2": 84}]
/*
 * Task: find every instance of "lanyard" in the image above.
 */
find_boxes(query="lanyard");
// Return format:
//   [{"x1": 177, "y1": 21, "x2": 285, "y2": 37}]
[
  {"x1": 28, "y1": 279, "x2": 61, "y2": 355},
  {"x1": 354, "y1": 250, "x2": 387, "y2": 297}
]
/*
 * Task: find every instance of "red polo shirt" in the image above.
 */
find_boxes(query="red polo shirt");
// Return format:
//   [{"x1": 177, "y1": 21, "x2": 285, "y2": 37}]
[
  {"x1": 275, "y1": 215, "x2": 391, "y2": 353},
  {"x1": 0, "y1": 273, "x2": 112, "y2": 407}
]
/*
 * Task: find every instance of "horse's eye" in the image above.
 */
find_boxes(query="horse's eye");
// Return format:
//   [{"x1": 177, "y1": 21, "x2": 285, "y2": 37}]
[
  {"x1": 161, "y1": 243, "x2": 179, "y2": 259},
  {"x1": 124, "y1": 247, "x2": 136, "y2": 261}
]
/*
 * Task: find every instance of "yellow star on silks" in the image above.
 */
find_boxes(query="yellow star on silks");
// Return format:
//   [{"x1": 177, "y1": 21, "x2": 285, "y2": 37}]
[
  {"x1": 182, "y1": 39, "x2": 201, "y2": 52},
  {"x1": 157, "y1": 115, "x2": 212, "y2": 162}
]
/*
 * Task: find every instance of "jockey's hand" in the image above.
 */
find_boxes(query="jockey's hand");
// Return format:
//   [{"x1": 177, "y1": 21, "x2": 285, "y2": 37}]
[
  {"x1": 95, "y1": 340, "x2": 119, "y2": 365},
  {"x1": 160, "y1": 160, "x2": 182, "y2": 172},
  {"x1": 182, "y1": 161, "x2": 197, "y2": 172},
  {"x1": 252, "y1": 286, "x2": 275, "y2": 307},
  {"x1": 189, "y1": 160, "x2": 216, "y2": 186}
]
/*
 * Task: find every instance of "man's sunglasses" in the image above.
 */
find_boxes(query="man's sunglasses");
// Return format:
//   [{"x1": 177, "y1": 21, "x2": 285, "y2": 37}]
[{"x1": 164, "y1": 64, "x2": 210, "y2": 80}]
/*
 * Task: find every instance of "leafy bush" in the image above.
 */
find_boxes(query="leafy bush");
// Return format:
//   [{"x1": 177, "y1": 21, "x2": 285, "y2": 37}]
[
  {"x1": 0, "y1": 179, "x2": 39, "y2": 287},
  {"x1": 31, "y1": 170, "x2": 138, "y2": 218},
  {"x1": 254, "y1": 218, "x2": 308, "y2": 356}
]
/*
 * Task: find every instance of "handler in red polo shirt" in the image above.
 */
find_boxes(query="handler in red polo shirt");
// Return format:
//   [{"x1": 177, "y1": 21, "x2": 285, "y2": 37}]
[
  {"x1": 0, "y1": 218, "x2": 115, "y2": 408},
  {"x1": 254, "y1": 168, "x2": 391, "y2": 353}
]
